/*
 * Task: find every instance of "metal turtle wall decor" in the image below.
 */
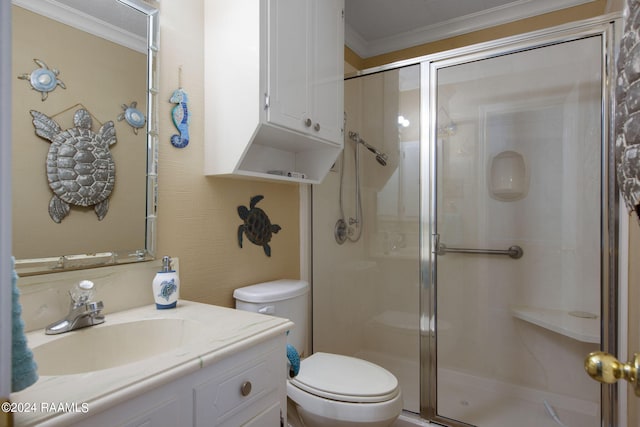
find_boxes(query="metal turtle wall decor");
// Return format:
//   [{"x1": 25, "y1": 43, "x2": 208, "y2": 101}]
[
  {"x1": 616, "y1": 0, "x2": 640, "y2": 223},
  {"x1": 30, "y1": 108, "x2": 117, "y2": 223},
  {"x1": 17, "y1": 58, "x2": 66, "y2": 101},
  {"x1": 237, "y1": 195, "x2": 281, "y2": 257}
]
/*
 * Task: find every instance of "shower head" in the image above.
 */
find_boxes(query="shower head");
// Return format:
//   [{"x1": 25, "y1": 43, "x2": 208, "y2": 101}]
[
  {"x1": 348, "y1": 131, "x2": 388, "y2": 166},
  {"x1": 375, "y1": 153, "x2": 388, "y2": 166}
]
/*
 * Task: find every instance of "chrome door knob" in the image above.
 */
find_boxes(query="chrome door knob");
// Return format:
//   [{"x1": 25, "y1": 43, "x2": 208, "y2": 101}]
[
  {"x1": 585, "y1": 351, "x2": 640, "y2": 396},
  {"x1": 304, "y1": 118, "x2": 312, "y2": 127},
  {"x1": 314, "y1": 123, "x2": 320, "y2": 131}
]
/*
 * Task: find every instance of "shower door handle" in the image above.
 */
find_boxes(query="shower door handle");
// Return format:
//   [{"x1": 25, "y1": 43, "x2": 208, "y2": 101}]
[
  {"x1": 585, "y1": 352, "x2": 640, "y2": 396},
  {"x1": 434, "y1": 237, "x2": 523, "y2": 259}
]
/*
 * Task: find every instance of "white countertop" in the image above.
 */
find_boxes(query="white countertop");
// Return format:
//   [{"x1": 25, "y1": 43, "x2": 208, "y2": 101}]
[{"x1": 11, "y1": 301, "x2": 293, "y2": 426}]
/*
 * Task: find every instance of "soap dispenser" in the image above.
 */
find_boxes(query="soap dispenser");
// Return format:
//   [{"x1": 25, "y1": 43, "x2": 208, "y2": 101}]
[{"x1": 152, "y1": 256, "x2": 179, "y2": 309}]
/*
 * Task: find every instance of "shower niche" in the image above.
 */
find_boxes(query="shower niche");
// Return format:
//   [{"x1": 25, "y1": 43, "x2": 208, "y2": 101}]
[{"x1": 488, "y1": 150, "x2": 528, "y2": 201}]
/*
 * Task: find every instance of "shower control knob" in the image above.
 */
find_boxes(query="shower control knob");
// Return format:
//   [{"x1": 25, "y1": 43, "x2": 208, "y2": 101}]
[
  {"x1": 334, "y1": 219, "x2": 347, "y2": 245},
  {"x1": 304, "y1": 118, "x2": 312, "y2": 127},
  {"x1": 314, "y1": 123, "x2": 320, "y2": 131},
  {"x1": 584, "y1": 351, "x2": 640, "y2": 396}
]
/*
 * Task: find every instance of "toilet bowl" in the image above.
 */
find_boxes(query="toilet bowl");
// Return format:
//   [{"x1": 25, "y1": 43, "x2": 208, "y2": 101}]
[
  {"x1": 233, "y1": 280, "x2": 403, "y2": 427},
  {"x1": 287, "y1": 352, "x2": 403, "y2": 427}
]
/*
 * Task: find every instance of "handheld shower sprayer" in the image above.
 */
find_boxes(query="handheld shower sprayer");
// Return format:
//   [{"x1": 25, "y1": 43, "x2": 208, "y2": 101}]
[
  {"x1": 336, "y1": 130, "x2": 389, "y2": 245},
  {"x1": 348, "y1": 131, "x2": 388, "y2": 166}
]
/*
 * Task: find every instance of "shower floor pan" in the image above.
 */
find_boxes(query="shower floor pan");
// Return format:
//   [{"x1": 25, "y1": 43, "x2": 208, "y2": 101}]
[
  {"x1": 359, "y1": 350, "x2": 597, "y2": 427},
  {"x1": 360, "y1": 310, "x2": 597, "y2": 426}
]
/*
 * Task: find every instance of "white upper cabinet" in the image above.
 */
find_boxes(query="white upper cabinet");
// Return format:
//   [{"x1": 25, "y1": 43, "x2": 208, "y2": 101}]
[{"x1": 204, "y1": 0, "x2": 345, "y2": 184}]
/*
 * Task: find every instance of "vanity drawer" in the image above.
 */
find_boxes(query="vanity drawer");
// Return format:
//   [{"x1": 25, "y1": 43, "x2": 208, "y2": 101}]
[{"x1": 194, "y1": 338, "x2": 284, "y2": 427}]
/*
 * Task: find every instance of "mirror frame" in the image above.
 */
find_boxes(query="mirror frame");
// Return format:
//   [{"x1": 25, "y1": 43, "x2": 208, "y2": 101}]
[{"x1": 13, "y1": 0, "x2": 159, "y2": 276}]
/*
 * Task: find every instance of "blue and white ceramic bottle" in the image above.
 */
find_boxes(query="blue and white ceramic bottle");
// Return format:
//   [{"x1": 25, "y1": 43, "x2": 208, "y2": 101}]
[{"x1": 152, "y1": 256, "x2": 179, "y2": 309}]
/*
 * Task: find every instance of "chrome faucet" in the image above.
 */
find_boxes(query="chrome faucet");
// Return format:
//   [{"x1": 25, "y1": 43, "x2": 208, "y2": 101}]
[{"x1": 45, "y1": 281, "x2": 105, "y2": 335}]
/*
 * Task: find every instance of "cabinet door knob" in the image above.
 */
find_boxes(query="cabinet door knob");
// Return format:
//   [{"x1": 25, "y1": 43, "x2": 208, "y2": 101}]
[
  {"x1": 240, "y1": 381, "x2": 252, "y2": 397},
  {"x1": 304, "y1": 118, "x2": 312, "y2": 127},
  {"x1": 314, "y1": 123, "x2": 320, "y2": 131}
]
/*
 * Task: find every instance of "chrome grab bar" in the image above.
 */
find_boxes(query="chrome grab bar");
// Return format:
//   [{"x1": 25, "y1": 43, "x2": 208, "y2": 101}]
[{"x1": 436, "y1": 243, "x2": 523, "y2": 259}]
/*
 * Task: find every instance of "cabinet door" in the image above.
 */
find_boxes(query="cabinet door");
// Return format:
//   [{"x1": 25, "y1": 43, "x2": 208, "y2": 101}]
[
  {"x1": 120, "y1": 398, "x2": 180, "y2": 427},
  {"x1": 242, "y1": 402, "x2": 281, "y2": 426},
  {"x1": 267, "y1": 0, "x2": 310, "y2": 133},
  {"x1": 194, "y1": 339, "x2": 284, "y2": 427},
  {"x1": 309, "y1": 0, "x2": 344, "y2": 145}
]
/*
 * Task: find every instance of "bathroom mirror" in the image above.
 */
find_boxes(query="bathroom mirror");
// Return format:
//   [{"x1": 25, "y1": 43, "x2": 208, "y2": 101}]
[{"x1": 11, "y1": 0, "x2": 158, "y2": 275}]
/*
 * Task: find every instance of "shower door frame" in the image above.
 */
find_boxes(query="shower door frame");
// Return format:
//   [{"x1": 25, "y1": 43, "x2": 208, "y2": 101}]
[{"x1": 419, "y1": 15, "x2": 620, "y2": 427}]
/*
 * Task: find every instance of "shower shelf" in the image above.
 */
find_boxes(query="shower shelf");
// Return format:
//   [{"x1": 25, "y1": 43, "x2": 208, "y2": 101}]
[{"x1": 510, "y1": 306, "x2": 599, "y2": 344}]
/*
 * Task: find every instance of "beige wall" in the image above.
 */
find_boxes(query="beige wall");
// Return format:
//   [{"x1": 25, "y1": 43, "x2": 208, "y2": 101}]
[{"x1": 156, "y1": 0, "x2": 300, "y2": 308}]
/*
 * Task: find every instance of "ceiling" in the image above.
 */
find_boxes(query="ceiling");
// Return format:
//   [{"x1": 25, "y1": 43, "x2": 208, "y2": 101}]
[
  {"x1": 344, "y1": 0, "x2": 595, "y2": 58},
  {"x1": 21, "y1": 0, "x2": 596, "y2": 59}
]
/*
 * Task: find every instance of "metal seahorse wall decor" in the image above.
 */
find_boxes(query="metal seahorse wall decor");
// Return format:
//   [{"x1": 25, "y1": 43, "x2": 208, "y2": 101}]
[{"x1": 170, "y1": 88, "x2": 190, "y2": 148}]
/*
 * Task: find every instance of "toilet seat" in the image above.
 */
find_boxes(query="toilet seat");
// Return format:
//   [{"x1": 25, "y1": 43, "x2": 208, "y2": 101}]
[{"x1": 290, "y1": 352, "x2": 400, "y2": 403}]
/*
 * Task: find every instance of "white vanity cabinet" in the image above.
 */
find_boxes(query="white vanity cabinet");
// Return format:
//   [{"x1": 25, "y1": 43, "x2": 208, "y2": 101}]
[
  {"x1": 204, "y1": 0, "x2": 345, "y2": 184},
  {"x1": 69, "y1": 336, "x2": 287, "y2": 427}
]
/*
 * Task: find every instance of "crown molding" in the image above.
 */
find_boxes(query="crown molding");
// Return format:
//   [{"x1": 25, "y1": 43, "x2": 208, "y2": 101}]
[
  {"x1": 12, "y1": 0, "x2": 146, "y2": 53},
  {"x1": 345, "y1": 23, "x2": 370, "y2": 61},
  {"x1": 346, "y1": 0, "x2": 596, "y2": 58}
]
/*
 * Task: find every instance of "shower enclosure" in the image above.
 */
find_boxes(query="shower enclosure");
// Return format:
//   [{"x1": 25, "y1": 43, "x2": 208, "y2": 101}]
[{"x1": 311, "y1": 16, "x2": 619, "y2": 427}]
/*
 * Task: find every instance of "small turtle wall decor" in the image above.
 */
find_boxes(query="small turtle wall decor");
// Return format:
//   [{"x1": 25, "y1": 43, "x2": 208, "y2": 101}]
[
  {"x1": 237, "y1": 195, "x2": 281, "y2": 257},
  {"x1": 30, "y1": 108, "x2": 117, "y2": 223},
  {"x1": 117, "y1": 101, "x2": 146, "y2": 134},
  {"x1": 17, "y1": 58, "x2": 66, "y2": 101}
]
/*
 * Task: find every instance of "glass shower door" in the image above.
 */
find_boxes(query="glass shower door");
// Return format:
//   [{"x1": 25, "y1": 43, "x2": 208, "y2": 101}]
[
  {"x1": 313, "y1": 64, "x2": 422, "y2": 412},
  {"x1": 430, "y1": 34, "x2": 606, "y2": 427}
]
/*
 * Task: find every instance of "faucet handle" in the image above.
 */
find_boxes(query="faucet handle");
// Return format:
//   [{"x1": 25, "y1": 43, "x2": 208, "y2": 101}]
[{"x1": 70, "y1": 280, "x2": 96, "y2": 304}]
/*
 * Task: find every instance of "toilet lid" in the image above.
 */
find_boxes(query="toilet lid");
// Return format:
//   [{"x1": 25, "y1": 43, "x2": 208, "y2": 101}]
[{"x1": 290, "y1": 352, "x2": 399, "y2": 403}]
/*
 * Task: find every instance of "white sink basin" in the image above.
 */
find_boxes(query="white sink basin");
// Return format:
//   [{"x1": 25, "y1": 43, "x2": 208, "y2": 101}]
[
  {"x1": 14, "y1": 301, "x2": 294, "y2": 427},
  {"x1": 32, "y1": 318, "x2": 204, "y2": 375}
]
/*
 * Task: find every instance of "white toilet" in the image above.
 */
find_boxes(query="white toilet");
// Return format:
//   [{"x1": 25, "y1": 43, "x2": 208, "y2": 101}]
[{"x1": 234, "y1": 279, "x2": 403, "y2": 427}]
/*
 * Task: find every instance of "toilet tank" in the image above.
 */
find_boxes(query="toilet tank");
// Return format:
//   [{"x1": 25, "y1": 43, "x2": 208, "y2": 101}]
[{"x1": 233, "y1": 279, "x2": 310, "y2": 355}]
